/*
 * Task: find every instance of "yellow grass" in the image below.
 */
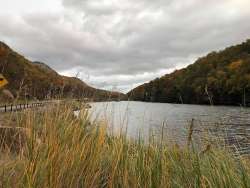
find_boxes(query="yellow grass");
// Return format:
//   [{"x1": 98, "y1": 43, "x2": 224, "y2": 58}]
[{"x1": 0, "y1": 102, "x2": 249, "y2": 188}]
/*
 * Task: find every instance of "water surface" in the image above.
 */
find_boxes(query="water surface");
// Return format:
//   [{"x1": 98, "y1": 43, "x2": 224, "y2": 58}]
[{"x1": 89, "y1": 101, "x2": 250, "y2": 155}]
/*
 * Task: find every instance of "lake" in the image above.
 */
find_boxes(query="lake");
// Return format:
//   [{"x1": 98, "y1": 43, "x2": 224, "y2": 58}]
[{"x1": 88, "y1": 101, "x2": 250, "y2": 155}]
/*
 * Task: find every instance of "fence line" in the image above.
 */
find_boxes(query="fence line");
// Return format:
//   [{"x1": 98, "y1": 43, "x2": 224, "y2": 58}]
[{"x1": 0, "y1": 102, "x2": 47, "y2": 113}]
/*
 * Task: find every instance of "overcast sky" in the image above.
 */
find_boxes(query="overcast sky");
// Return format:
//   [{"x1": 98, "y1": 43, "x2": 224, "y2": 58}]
[{"x1": 0, "y1": 0, "x2": 250, "y2": 92}]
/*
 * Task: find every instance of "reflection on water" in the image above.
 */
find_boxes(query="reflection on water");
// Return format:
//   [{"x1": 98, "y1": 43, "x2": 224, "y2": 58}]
[{"x1": 89, "y1": 101, "x2": 250, "y2": 155}]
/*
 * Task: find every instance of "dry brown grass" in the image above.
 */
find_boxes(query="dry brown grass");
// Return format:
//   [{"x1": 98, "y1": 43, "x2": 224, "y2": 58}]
[{"x1": 0, "y1": 102, "x2": 249, "y2": 188}]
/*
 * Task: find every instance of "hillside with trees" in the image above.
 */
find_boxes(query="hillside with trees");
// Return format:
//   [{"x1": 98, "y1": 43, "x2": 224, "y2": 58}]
[
  {"x1": 0, "y1": 41, "x2": 124, "y2": 101},
  {"x1": 128, "y1": 39, "x2": 250, "y2": 106}
]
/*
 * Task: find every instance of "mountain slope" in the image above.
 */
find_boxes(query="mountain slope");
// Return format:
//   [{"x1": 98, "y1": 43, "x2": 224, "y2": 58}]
[
  {"x1": 0, "y1": 41, "x2": 124, "y2": 101},
  {"x1": 128, "y1": 39, "x2": 250, "y2": 106}
]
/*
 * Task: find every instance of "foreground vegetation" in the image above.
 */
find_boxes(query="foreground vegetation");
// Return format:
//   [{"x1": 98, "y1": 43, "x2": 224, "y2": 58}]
[{"x1": 0, "y1": 103, "x2": 250, "y2": 188}]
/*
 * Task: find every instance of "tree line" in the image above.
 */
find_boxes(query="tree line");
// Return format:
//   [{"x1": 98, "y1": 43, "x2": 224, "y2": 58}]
[{"x1": 128, "y1": 39, "x2": 250, "y2": 106}]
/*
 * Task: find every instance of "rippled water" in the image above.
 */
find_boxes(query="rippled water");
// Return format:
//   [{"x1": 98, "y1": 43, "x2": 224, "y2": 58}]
[{"x1": 89, "y1": 101, "x2": 250, "y2": 155}]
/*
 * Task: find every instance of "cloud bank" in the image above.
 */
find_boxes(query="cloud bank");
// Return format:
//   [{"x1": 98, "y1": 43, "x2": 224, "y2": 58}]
[{"x1": 0, "y1": 0, "x2": 250, "y2": 92}]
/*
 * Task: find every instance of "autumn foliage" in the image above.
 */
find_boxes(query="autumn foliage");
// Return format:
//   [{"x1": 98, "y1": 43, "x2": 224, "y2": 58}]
[
  {"x1": 128, "y1": 39, "x2": 250, "y2": 106},
  {"x1": 0, "y1": 42, "x2": 123, "y2": 101}
]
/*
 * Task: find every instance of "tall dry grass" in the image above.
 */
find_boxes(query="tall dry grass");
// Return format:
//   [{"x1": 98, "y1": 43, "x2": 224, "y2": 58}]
[{"x1": 0, "y1": 102, "x2": 250, "y2": 188}]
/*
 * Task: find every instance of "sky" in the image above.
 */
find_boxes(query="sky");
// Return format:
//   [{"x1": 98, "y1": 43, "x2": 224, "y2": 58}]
[{"x1": 0, "y1": 0, "x2": 250, "y2": 93}]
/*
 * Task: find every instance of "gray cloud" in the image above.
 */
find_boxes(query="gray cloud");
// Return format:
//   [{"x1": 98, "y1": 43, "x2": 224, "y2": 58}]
[{"x1": 0, "y1": 0, "x2": 250, "y2": 92}]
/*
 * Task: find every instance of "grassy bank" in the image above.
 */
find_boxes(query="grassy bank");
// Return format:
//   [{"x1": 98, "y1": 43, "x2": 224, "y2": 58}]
[{"x1": 0, "y1": 103, "x2": 250, "y2": 188}]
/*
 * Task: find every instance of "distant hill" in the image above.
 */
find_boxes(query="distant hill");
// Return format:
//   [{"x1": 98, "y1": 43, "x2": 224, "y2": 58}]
[
  {"x1": 128, "y1": 39, "x2": 250, "y2": 106},
  {"x1": 33, "y1": 61, "x2": 58, "y2": 76},
  {"x1": 0, "y1": 41, "x2": 124, "y2": 101}
]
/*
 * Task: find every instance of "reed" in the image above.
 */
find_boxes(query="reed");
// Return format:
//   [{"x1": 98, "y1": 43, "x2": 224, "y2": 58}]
[{"x1": 0, "y1": 102, "x2": 249, "y2": 188}]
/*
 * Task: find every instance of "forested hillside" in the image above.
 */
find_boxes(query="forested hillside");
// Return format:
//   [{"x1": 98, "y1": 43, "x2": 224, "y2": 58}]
[
  {"x1": 0, "y1": 41, "x2": 123, "y2": 101},
  {"x1": 128, "y1": 39, "x2": 250, "y2": 106}
]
